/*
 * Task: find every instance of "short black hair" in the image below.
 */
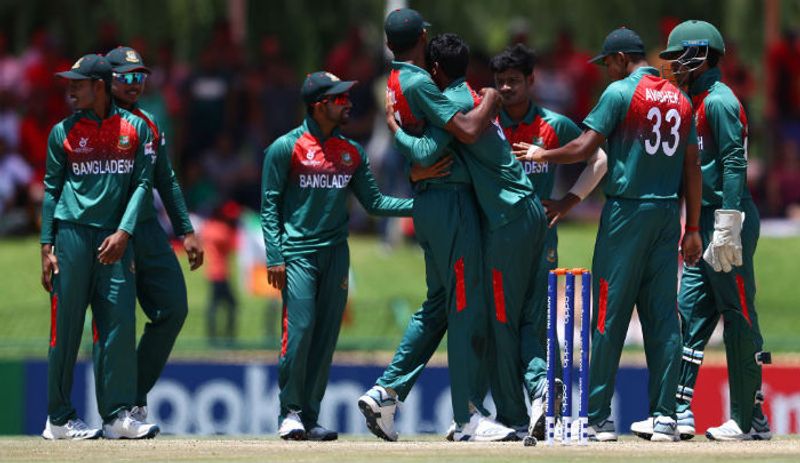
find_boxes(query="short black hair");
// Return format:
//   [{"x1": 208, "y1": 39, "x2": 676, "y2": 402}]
[
  {"x1": 427, "y1": 33, "x2": 469, "y2": 80},
  {"x1": 623, "y1": 52, "x2": 646, "y2": 62},
  {"x1": 490, "y1": 43, "x2": 537, "y2": 76}
]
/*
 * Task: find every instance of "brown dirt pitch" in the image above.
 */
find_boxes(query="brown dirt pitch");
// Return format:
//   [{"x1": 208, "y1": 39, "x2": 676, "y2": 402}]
[{"x1": 2, "y1": 435, "x2": 799, "y2": 462}]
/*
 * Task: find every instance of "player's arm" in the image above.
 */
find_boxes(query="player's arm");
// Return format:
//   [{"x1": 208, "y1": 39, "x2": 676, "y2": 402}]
[
  {"x1": 682, "y1": 140, "x2": 703, "y2": 266},
  {"x1": 412, "y1": 78, "x2": 500, "y2": 144},
  {"x1": 517, "y1": 85, "x2": 622, "y2": 164},
  {"x1": 99, "y1": 124, "x2": 155, "y2": 265},
  {"x1": 710, "y1": 99, "x2": 747, "y2": 210},
  {"x1": 387, "y1": 105, "x2": 453, "y2": 167},
  {"x1": 260, "y1": 138, "x2": 291, "y2": 290},
  {"x1": 350, "y1": 143, "x2": 413, "y2": 217},
  {"x1": 516, "y1": 129, "x2": 606, "y2": 164},
  {"x1": 40, "y1": 125, "x2": 66, "y2": 292},
  {"x1": 543, "y1": 148, "x2": 608, "y2": 227},
  {"x1": 150, "y1": 121, "x2": 203, "y2": 270}
]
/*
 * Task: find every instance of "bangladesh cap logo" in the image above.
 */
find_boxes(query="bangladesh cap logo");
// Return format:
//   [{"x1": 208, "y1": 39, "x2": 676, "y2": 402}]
[
  {"x1": 325, "y1": 72, "x2": 340, "y2": 82},
  {"x1": 125, "y1": 50, "x2": 140, "y2": 63},
  {"x1": 72, "y1": 57, "x2": 84, "y2": 69}
]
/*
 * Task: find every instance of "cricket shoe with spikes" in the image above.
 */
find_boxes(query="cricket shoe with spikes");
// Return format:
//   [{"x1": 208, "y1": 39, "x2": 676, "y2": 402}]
[
  {"x1": 358, "y1": 385, "x2": 398, "y2": 442},
  {"x1": 453, "y1": 413, "x2": 517, "y2": 442},
  {"x1": 42, "y1": 417, "x2": 101, "y2": 440}
]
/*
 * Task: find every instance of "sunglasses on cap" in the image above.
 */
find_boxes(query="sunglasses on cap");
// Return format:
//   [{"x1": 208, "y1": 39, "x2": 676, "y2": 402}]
[
  {"x1": 321, "y1": 93, "x2": 350, "y2": 106},
  {"x1": 112, "y1": 72, "x2": 147, "y2": 85}
]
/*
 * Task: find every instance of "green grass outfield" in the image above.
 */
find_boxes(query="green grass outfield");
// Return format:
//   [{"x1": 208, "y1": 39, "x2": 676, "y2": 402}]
[
  {"x1": 1, "y1": 436, "x2": 799, "y2": 462},
  {"x1": 1, "y1": 222, "x2": 799, "y2": 358}
]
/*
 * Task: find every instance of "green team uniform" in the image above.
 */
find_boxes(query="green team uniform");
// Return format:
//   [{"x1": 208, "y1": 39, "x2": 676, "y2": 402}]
[
  {"x1": 375, "y1": 62, "x2": 489, "y2": 424},
  {"x1": 129, "y1": 106, "x2": 193, "y2": 407},
  {"x1": 676, "y1": 67, "x2": 766, "y2": 431},
  {"x1": 42, "y1": 104, "x2": 154, "y2": 424},
  {"x1": 395, "y1": 78, "x2": 547, "y2": 428},
  {"x1": 582, "y1": 67, "x2": 696, "y2": 424},
  {"x1": 261, "y1": 116, "x2": 412, "y2": 429},
  {"x1": 499, "y1": 104, "x2": 582, "y2": 386}
]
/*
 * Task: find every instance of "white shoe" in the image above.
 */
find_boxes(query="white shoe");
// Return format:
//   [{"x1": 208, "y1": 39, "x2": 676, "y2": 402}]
[
  {"x1": 453, "y1": 413, "x2": 516, "y2": 442},
  {"x1": 651, "y1": 416, "x2": 679, "y2": 442},
  {"x1": 103, "y1": 410, "x2": 160, "y2": 439},
  {"x1": 130, "y1": 406, "x2": 148, "y2": 422},
  {"x1": 42, "y1": 417, "x2": 101, "y2": 440},
  {"x1": 587, "y1": 419, "x2": 618, "y2": 442},
  {"x1": 750, "y1": 414, "x2": 772, "y2": 440},
  {"x1": 278, "y1": 411, "x2": 306, "y2": 440},
  {"x1": 630, "y1": 417, "x2": 653, "y2": 440},
  {"x1": 358, "y1": 386, "x2": 398, "y2": 442},
  {"x1": 528, "y1": 393, "x2": 546, "y2": 440},
  {"x1": 705, "y1": 419, "x2": 751, "y2": 441},
  {"x1": 445, "y1": 420, "x2": 456, "y2": 441},
  {"x1": 676, "y1": 409, "x2": 696, "y2": 440}
]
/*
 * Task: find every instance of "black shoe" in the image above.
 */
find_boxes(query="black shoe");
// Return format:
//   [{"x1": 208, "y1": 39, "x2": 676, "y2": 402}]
[{"x1": 307, "y1": 425, "x2": 338, "y2": 441}]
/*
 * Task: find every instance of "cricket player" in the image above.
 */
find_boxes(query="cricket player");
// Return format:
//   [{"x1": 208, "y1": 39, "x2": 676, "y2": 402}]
[
  {"x1": 516, "y1": 27, "x2": 703, "y2": 442},
  {"x1": 261, "y1": 71, "x2": 413, "y2": 441},
  {"x1": 105, "y1": 46, "x2": 203, "y2": 425},
  {"x1": 41, "y1": 54, "x2": 159, "y2": 439},
  {"x1": 645, "y1": 20, "x2": 770, "y2": 441},
  {"x1": 358, "y1": 9, "x2": 517, "y2": 443},
  {"x1": 491, "y1": 43, "x2": 608, "y2": 439},
  {"x1": 387, "y1": 32, "x2": 550, "y2": 438}
]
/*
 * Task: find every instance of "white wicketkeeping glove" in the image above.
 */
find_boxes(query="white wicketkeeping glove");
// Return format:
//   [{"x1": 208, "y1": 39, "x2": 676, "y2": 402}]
[{"x1": 702, "y1": 209, "x2": 744, "y2": 273}]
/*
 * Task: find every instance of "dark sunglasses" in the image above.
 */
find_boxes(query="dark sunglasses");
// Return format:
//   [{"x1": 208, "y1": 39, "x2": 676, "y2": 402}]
[
  {"x1": 113, "y1": 72, "x2": 147, "y2": 85},
  {"x1": 322, "y1": 93, "x2": 350, "y2": 106}
]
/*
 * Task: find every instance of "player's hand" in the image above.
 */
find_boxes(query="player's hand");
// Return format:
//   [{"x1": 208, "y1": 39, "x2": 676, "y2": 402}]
[
  {"x1": 681, "y1": 231, "x2": 702, "y2": 266},
  {"x1": 385, "y1": 95, "x2": 402, "y2": 135},
  {"x1": 183, "y1": 232, "x2": 204, "y2": 271},
  {"x1": 97, "y1": 230, "x2": 130, "y2": 265},
  {"x1": 267, "y1": 264, "x2": 286, "y2": 291},
  {"x1": 542, "y1": 194, "x2": 581, "y2": 228},
  {"x1": 512, "y1": 142, "x2": 544, "y2": 162},
  {"x1": 479, "y1": 87, "x2": 502, "y2": 111},
  {"x1": 410, "y1": 156, "x2": 453, "y2": 183},
  {"x1": 41, "y1": 244, "x2": 59, "y2": 292}
]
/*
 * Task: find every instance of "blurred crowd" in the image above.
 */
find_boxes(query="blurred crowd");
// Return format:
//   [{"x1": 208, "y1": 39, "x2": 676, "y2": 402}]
[{"x1": 3, "y1": 19, "x2": 800, "y2": 239}]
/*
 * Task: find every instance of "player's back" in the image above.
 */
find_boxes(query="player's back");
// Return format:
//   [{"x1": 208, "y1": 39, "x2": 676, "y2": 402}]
[
  {"x1": 387, "y1": 62, "x2": 471, "y2": 186},
  {"x1": 584, "y1": 66, "x2": 694, "y2": 200},
  {"x1": 444, "y1": 79, "x2": 534, "y2": 230}
]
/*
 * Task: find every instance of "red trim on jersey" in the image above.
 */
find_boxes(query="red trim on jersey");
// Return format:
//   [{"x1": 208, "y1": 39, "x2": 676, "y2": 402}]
[
  {"x1": 503, "y1": 114, "x2": 561, "y2": 149},
  {"x1": 49, "y1": 294, "x2": 58, "y2": 347},
  {"x1": 454, "y1": 257, "x2": 466, "y2": 312},
  {"x1": 492, "y1": 269, "x2": 507, "y2": 323},
  {"x1": 597, "y1": 278, "x2": 608, "y2": 335},
  {"x1": 465, "y1": 82, "x2": 482, "y2": 107},
  {"x1": 132, "y1": 108, "x2": 161, "y2": 144},
  {"x1": 92, "y1": 318, "x2": 99, "y2": 344},
  {"x1": 735, "y1": 274, "x2": 752, "y2": 326},
  {"x1": 386, "y1": 69, "x2": 421, "y2": 128},
  {"x1": 280, "y1": 304, "x2": 288, "y2": 357}
]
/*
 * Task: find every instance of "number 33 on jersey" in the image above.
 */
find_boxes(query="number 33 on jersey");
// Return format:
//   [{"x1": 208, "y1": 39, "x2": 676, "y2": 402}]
[{"x1": 583, "y1": 67, "x2": 696, "y2": 200}]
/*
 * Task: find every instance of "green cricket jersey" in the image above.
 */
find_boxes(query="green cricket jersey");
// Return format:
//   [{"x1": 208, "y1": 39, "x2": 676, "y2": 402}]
[
  {"x1": 387, "y1": 61, "x2": 472, "y2": 187},
  {"x1": 688, "y1": 67, "x2": 751, "y2": 209},
  {"x1": 41, "y1": 103, "x2": 155, "y2": 244},
  {"x1": 131, "y1": 106, "x2": 194, "y2": 235},
  {"x1": 583, "y1": 66, "x2": 696, "y2": 200},
  {"x1": 261, "y1": 117, "x2": 413, "y2": 266},
  {"x1": 499, "y1": 104, "x2": 582, "y2": 200},
  {"x1": 394, "y1": 78, "x2": 534, "y2": 230}
]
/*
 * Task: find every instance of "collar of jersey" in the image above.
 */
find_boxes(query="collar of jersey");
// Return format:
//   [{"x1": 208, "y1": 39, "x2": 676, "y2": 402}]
[
  {"x1": 392, "y1": 60, "x2": 429, "y2": 76},
  {"x1": 500, "y1": 101, "x2": 539, "y2": 127},
  {"x1": 303, "y1": 115, "x2": 340, "y2": 141},
  {"x1": 689, "y1": 67, "x2": 721, "y2": 97},
  {"x1": 631, "y1": 66, "x2": 659, "y2": 80},
  {"x1": 79, "y1": 101, "x2": 122, "y2": 122}
]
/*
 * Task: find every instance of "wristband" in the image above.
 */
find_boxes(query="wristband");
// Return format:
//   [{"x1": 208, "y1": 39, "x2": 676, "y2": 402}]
[{"x1": 685, "y1": 226, "x2": 699, "y2": 233}]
